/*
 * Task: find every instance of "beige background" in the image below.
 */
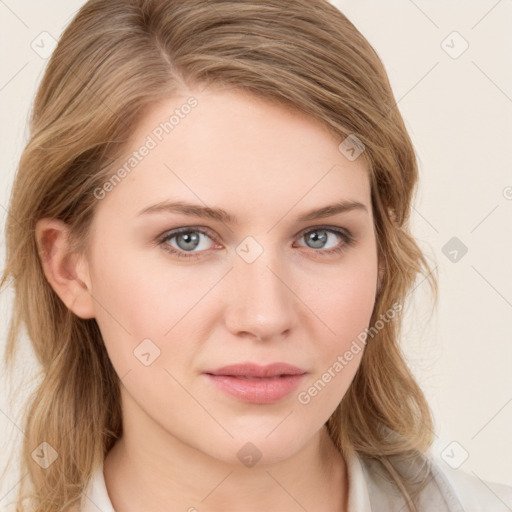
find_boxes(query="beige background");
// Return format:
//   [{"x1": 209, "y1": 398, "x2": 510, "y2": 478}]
[{"x1": 1, "y1": 0, "x2": 511, "y2": 505}]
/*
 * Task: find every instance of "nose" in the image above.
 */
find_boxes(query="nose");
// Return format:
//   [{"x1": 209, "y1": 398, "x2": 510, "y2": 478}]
[{"x1": 224, "y1": 250, "x2": 298, "y2": 342}]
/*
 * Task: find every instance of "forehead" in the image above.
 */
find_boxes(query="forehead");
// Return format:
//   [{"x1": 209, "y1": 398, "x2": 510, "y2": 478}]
[{"x1": 94, "y1": 87, "x2": 371, "y2": 224}]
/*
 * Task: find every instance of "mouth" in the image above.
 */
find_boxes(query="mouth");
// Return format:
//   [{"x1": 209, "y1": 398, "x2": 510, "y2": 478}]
[
  {"x1": 203, "y1": 362, "x2": 307, "y2": 404},
  {"x1": 204, "y1": 362, "x2": 307, "y2": 378},
  {"x1": 214, "y1": 375, "x2": 289, "y2": 380}
]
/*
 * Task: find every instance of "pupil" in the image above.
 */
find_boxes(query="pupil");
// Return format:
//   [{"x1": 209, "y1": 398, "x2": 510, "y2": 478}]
[
  {"x1": 178, "y1": 232, "x2": 200, "y2": 251},
  {"x1": 308, "y1": 230, "x2": 327, "y2": 249}
]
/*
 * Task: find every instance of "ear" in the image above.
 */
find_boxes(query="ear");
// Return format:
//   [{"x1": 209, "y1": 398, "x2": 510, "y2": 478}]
[{"x1": 35, "y1": 218, "x2": 95, "y2": 319}]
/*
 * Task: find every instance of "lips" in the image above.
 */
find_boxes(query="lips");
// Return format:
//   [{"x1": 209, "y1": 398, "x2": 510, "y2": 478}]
[
  {"x1": 204, "y1": 362, "x2": 307, "y2": 378},
  {"x1": 203, "y1": 362, "x2": 307, "y2": 404}
]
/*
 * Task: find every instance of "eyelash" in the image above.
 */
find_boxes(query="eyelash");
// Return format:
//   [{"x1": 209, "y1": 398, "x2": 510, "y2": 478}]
[{"x1": 156, "y1": 225, "x2": 355, "y2": 260}]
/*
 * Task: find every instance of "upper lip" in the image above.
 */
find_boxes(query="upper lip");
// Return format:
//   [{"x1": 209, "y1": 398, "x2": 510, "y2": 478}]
[{"x1": 204, "y1": 362, "x2": 307, "y2": 378}]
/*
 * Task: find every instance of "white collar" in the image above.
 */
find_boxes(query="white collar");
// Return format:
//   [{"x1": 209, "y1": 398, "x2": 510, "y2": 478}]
[{"x1": 80, "y1": 450, "x2": 372, "y2": 511}]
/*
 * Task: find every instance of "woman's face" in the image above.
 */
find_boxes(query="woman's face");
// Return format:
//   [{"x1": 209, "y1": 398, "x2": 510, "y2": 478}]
[{"x1": 83, "y1": 87, "x2": 379, "y2": 465}]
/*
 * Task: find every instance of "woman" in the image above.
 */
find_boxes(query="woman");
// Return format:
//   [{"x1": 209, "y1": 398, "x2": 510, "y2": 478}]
[{"x1": 1, "y1": 0, "x2": 511, "y2": 511}]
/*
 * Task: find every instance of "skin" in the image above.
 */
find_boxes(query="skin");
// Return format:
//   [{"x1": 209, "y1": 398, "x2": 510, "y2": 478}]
[{"x1": 36, "y1": 86, "x2": 381, "y2": 512}]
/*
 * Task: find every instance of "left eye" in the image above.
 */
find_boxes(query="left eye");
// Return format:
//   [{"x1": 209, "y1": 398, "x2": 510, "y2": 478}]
[
  {"x1": 160, "y1": 228, "x2": 216, "y2": 257},
  {"x1": 157, "y1": 226, "x2": 354, "y2": 259}
]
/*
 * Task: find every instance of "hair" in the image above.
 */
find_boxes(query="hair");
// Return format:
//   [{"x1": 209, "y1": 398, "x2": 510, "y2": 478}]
[{"x1": 1, "y1": 0, "x2": 438, "y2": 510}]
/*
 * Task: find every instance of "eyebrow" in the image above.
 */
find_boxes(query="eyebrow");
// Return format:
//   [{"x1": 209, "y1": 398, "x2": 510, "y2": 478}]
[{"x1": 137, "y1": 199, "x2": 368, "y2": 224}]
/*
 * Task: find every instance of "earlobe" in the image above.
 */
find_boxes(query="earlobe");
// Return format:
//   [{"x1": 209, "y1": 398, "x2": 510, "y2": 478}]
[{"x1": 35, "y1": 218, "x2": 96, "y2": 319}]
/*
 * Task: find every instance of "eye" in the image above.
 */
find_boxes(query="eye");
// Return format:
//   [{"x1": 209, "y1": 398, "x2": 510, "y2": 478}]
[
  {"x1": 156, "y1": 225, "x2": 355, "y2": 260},
  {"x1": 157, "y1": 227, "x2": 219, "y2": 259},
  {"x1": 294, "y1": 226, "x2": 355, "y2": 256}
]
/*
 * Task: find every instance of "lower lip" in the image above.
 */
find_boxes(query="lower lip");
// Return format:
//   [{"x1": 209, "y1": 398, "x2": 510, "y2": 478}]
[{"x1": 204, "y1": 374, "x2": 306, "y2": 404}]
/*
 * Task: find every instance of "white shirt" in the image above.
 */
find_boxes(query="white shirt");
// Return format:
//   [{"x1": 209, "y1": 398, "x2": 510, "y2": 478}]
[{"x1": 80, "y1": 451, "x2": 512, "y2": 511}]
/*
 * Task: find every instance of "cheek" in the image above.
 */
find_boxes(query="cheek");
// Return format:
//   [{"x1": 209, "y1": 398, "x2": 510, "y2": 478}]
[
  {"x1": 296, "y1": 252, "x2": 377, "y2": 399},
  {"x1": 303, "y1": 249, "x2": 378, "y2": 346},
  {"x1": 294, "y1": 283, "x2": 374, "y2": 423},
  {"x1": 89, "y1": 240, "x2": 195, "y2": 331},
  {"x1": 328, "y1": 268, "x2": 377, "y2": 343},
  {"x1": 88, "y1": 244, "x2": 218, "y2": 379}
]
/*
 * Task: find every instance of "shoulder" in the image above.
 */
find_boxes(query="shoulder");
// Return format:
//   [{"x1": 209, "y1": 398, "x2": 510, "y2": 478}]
[
  {"x1": 431, "y1": 458, "x2": 512, "y2": 512},
  {"x1": 358, "y1": 452, "x2": 512, "y2": 511}
]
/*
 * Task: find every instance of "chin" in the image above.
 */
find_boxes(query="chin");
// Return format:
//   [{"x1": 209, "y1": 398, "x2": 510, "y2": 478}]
[{"x1": 197, "y1": 427, "x2": 312, "y2": 468}]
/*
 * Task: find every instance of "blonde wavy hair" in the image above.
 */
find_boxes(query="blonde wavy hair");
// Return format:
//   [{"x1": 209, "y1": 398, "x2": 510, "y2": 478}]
[{"x1": 1, "y1": 0, "x2": 438, "y2": 510}]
